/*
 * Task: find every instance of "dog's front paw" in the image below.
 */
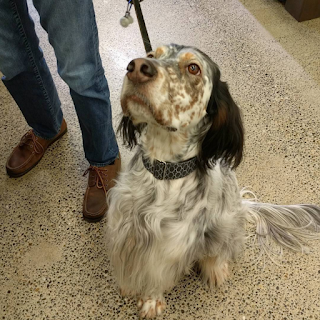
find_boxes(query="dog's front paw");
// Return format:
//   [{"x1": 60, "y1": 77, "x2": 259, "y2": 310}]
[
  {"x1": 137, "y1": 296, "x2": 166, "y2": 319},
  {"x1": 199, "y1": 257, "x2": 230, "y2": 288},
  {"x1": 210, "y1": 262, "x2": 229, "y2": 287}
]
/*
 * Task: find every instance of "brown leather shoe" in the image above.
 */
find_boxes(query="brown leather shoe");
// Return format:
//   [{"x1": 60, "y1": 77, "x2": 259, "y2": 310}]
[
  {"x1": 83, "y1": 155, "x2": 121, "y2": 221},
  {"x1": 6, "y1": 119, "x2": 68, "y2": 178}
]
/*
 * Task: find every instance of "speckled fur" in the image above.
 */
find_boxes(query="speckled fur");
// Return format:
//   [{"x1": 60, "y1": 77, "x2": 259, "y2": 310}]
[{"x1": 107, "y1": 44, "x2": 320, "y2": 319}]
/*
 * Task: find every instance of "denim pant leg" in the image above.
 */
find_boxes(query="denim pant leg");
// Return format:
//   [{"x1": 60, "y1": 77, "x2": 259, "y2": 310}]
[
  {"x1": 33, "y1": 0, "x2": 119, "y2": 166},
  {"x1": 0, "y1": 0, "x2": 63, "y2": 139}
]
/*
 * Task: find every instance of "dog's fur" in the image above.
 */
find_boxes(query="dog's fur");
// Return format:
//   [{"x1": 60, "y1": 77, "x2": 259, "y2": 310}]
[{"x1": 107, "y1": 44, "x2": 320, "y2": 319}]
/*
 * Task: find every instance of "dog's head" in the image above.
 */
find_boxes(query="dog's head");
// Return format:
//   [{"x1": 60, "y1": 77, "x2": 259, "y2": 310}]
[{"x1": 120, "y1": 44, "x2": 244, "y2": 171}]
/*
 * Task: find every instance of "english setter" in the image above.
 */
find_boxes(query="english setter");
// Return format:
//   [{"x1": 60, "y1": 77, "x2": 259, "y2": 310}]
[{"x1": 107, "y1": 44, "x2": 320, "y2": 319}]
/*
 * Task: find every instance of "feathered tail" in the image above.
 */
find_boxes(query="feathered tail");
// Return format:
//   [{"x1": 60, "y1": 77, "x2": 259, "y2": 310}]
[{"x1": 242, "y1": 195, "x2": 320, "y2": 261}]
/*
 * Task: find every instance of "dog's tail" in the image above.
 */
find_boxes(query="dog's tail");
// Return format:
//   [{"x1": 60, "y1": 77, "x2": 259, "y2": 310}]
[{"x1": 242, "y1": 193, "x2": 320, "y2": 260}]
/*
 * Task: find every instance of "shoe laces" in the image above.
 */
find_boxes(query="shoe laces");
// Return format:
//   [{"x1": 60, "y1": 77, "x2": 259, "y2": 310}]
[
  {"x1": 83, "y1": 166, "x2": 109, "y2": 194},
  {"x1": 20, "y1": 130, "x2": 44, "y2": 154}
]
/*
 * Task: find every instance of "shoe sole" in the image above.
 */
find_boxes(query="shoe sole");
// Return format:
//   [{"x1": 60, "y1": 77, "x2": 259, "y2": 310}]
[
  {"x1": 83, "y1": 214, "x2": 105, "y2": 223},
  {"x1": 6, "y1": 127, "x2": 68, "y2": 178},
  {"x1": 83, "y1": 205, "x2": 107, "y2": 223}
]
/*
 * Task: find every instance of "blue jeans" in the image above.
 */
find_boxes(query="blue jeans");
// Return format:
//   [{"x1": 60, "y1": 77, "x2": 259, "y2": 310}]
[{"x1": 0, "y1": 0, "x2": 119, "y2": 166}]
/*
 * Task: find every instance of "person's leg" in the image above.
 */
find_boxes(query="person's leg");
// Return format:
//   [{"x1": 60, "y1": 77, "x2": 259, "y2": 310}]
[
  {"x1": 32, "y1": 0, "x2": 119, "y2": 220},
  {"x1": 0, "y1": 0, "x2": 63, "y2": 138},
  {"x1": 33, "y1": 0, "x2": 119, "y2": 167},
  {"x1": 0, "y1": 0, "x2": 66, "y2": 177}
]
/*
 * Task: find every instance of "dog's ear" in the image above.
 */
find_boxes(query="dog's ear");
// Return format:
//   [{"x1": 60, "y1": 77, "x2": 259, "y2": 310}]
[
  {"x1": 118, "y1": 116, "x2": 145, "y2": 149},
  {"x1": 199, "y1": 78, "x2": 244, "y2": 171}
]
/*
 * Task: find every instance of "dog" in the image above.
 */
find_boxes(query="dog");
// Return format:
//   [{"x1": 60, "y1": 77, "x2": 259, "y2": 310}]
[{"x1": 107, "y1": 44, "x2": 320, "y2": 319}]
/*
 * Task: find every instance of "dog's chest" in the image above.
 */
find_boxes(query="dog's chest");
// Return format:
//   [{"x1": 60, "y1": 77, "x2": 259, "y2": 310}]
[
  {"x1": 111, "y1": 168, "x2": 207, "y2": 259},
  {"x1": 112, "y1": 160, "x2": 209, "y2": 229},
  {"x1": 114, "y1": 156, "x2": 237, "y2": 218},
  {"x1": 124, "y1": 169, "x2": 201, "y2": 219},
  {"x1": 108, "y1": 157, "x2": 243, "y2": 264}
]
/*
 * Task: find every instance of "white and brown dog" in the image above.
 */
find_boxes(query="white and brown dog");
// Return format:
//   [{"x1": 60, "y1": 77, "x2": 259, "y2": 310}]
[{"x1": 107, "y1": 44, "x2": 320, "y2": 319}]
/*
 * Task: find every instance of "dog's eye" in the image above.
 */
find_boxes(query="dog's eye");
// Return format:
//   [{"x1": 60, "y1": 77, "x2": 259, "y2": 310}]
[
  {"x1": 187, "y1": 64, "x2": 201, "y2": 75},
  {"x1": 147, "y1": 53, "x2": 154, "y2": 58}
]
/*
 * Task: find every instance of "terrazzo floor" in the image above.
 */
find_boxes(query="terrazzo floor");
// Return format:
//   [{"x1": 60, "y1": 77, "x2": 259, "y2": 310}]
[{"x1": 1, "y1": 0, "x2": 320, "y2": 319}]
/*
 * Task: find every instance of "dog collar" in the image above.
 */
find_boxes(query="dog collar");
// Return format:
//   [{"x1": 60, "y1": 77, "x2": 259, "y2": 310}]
[{"x1": 142, "y1": 156, "x2": 198, "y2": 180}]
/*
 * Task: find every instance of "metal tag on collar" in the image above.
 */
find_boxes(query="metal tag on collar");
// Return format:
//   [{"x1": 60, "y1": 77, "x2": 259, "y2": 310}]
[
  {"x1": 161, "y1": 161, "x2": 167, "y2": 180},
  {"x1": 156, "y1": 160, "x2": 167, "y2": 180}
]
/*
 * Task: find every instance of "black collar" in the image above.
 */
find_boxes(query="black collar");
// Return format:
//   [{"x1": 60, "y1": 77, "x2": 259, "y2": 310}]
[{"x1": 142, "y1": 156, "x2": 198, "y2": 180}]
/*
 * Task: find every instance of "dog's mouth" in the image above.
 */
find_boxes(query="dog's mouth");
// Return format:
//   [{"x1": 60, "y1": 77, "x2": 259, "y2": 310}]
[
  {"x1": 121, "y1": 93, "x2": 177, "y2": 131},
  {"x1": 127, "y1": 94, "x2": 150, "y2": 108},
  {"x1": 121, "y1": 92, "x2": 152, "y2": 114}
]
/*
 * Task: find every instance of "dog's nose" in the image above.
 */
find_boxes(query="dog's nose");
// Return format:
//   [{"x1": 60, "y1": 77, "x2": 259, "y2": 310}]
[{"x1": 126, "y1": 58, "x2": 157, "y2": 83}]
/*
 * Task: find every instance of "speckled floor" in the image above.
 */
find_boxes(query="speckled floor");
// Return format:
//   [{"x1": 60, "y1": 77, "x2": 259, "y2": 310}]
[{"x1": 1, "y1": 0, "x2": 320, "y2": 319}]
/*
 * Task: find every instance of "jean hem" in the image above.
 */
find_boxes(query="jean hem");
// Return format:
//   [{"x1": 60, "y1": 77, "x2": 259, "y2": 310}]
[
  {"x1": 33, "y1": 129, "x2": 56, "y2": 140},
  {"x1": 87, "y1": 150, "x2": 119, "y2": 167},
  {"x1": 32, "y1": 116, "x2": 63, "y2": 140}
]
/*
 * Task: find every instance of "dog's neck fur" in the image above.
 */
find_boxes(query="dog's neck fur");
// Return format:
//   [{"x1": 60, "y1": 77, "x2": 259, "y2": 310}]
[{"x1": 140, "y1": 120, "x2": 208, "y2": 163}]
